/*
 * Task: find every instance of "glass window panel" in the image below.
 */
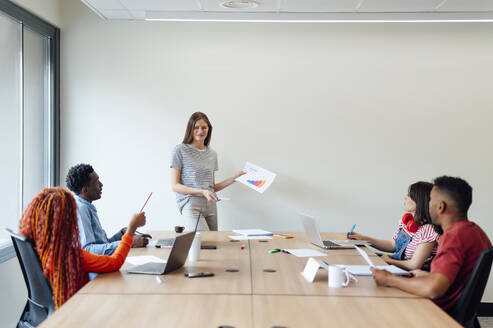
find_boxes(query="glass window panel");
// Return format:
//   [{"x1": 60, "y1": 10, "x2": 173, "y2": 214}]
[
  {"x1": 0, "y1": 12, "x2": 21, "y2": 242},
  {"x1": 23, "y1": 28, "x2": 50, "y2": 210}
]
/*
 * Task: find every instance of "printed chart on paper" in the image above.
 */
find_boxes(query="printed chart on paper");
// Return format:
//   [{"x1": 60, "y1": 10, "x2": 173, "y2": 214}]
[{"x1": 235, "y1": 162, "x2": 276, "y2": 194}]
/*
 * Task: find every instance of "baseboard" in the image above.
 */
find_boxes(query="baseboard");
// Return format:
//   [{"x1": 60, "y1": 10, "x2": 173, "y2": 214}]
[{"x1": 478, "y1": 303, "x2": 493, "y2": 317}]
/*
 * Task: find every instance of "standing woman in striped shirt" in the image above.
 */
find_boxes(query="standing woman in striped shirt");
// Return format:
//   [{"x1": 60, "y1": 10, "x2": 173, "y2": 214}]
[
  {"x1": 348, "y1": 182, "x2": 442, "y2": 271},
  {"x1": 170, "y1": 112, "x2": 245, "y2": 231}
]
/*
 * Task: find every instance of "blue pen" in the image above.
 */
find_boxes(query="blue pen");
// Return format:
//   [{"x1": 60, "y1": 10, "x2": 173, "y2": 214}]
[{"x1": 349, "y1": 224, "x2": 356, "y2": 235}]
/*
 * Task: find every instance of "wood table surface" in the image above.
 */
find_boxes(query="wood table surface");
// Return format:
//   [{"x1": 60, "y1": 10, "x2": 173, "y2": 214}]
[
  {"x1": 39, "y1": 231, "x2": 458, "y2": 327},
  {"x1": 249, "y1": 235, "x2": 418, "y2": 298},
  {"x1": 79, "y1": 231, "x2": 251, "y2": 295},
  {"x1": 252, "y1": 295, "x2": 461, "y2": 328},
  {"x1": 39, "y1": 294, "x2": 252, "y2": 328}
]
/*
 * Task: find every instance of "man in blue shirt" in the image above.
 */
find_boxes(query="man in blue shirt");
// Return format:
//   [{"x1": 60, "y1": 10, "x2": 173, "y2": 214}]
[{"x1": 66, "y1": 164, "x2": 151, "y2": 255}]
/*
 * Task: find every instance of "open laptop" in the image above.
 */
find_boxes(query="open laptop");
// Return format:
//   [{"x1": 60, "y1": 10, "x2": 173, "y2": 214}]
[
  {"x1": 300, "y1": 213, "x2": 368, "y2": 249},
  {"x1": 155, "y1": 237, "x2": 175, "y2": 248},
  {"x1": 127, "y1": 212, "x2": 200, "y2": 275}
]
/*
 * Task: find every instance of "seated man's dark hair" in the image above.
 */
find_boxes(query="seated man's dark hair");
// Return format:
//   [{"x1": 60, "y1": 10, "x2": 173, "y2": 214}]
[
  {"x1": 433, "y1": 176, "x2": 472, "y2": 214},
  {"x1": 66, "y1": 164, "x2": 94, "y2": 194}
]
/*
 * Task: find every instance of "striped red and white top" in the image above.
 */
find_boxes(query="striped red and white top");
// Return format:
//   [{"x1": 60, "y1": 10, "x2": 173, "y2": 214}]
[{"x1": 392, "y1": 220, "x2": 439, "y2": 261}]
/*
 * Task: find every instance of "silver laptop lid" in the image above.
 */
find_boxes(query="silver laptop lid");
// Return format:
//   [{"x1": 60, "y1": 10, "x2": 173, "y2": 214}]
[
  {"x1": 300, "y1": 213, "x2": 325, "y2": 247},
  {"x1": 127, "y1": 211, "x2": 201, "y2": 275}
]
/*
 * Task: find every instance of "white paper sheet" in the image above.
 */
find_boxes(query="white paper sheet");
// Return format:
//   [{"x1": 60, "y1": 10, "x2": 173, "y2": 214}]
[
  {"x1": 125, "y1": 255, "x2": 166, "y2": 266},
  {"x1": 354, "y1": 245, "x2": 376, "y2": 267},
  {"x1": 284, "y1": 249, "x2": 327, "y2": 257},
  {"x1": 235, "y1": 162, "x2": 276, "y2": 194},
  {"x1": 232, "y1": 229, "x2": 273, "y2": 236},
  {"x1": 344, "y1": 265, "x2": 409, "y2": 276},
  {"x1": 228, "y1": 235, "x2": 273, "y2": 240}
]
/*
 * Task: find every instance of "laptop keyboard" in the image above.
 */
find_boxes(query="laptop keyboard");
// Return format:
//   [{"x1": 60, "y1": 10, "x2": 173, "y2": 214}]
[
  {"x1": 156, "y1": 238, "x2": 175, "y2": 247},
  {"x1": 322, "y1": 240, "x2": 340, "y2": 248}
]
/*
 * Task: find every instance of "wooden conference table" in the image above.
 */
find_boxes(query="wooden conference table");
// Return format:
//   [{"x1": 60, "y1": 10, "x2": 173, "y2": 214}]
[{"x1": 40, "y1": 232, "x2": 460, "y2": 328}]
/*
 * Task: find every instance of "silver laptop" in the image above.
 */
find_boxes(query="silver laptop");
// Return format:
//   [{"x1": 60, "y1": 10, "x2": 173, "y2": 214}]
[
  {"x1": 155, "y1": 237, "x2": 175, "y2": 248},
  {"x1": 127, "y1": 212, "x2": 200, "y2": 275},
  {"x1": 300, "y1": 213, "x2": 368, "y2": 249},
  {"x1": 126, "y1": 231, "x2": 195, "y2": 275}
]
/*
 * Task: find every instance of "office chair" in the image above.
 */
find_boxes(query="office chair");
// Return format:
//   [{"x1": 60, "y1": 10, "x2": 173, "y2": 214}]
[
  {"x1": 6, "y1": 229, "x2": 55, "y2": 328},
  {"x1": 451, "y1": 247, "x2": 493, "y2": 328}
]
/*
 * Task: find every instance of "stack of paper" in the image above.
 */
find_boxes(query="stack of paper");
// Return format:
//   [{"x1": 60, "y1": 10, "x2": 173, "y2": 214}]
[
  {"x1": 228, "y1": 235, "x2": 272, "y2": 240},
  {"x1": 232, "y1": 229, "x2": 273, "y2": 236},
  {"x1": 351, "y1": 245, "x2": 409, "y2": 276},
  {"x1": 229, "y1": 229, "x2": 273, "y2": 240},
  {"x1": 345, "y1": 265, "x2": 409, "y2": 276},
  {"x1": 283, "y1": 249, "x2": 327, "y2": 257}
]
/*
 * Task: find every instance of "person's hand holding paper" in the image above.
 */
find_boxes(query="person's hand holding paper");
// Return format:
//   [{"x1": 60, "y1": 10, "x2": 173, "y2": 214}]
[{"x1": 370, "y1": 266, "x2": 393, "y2": 286}]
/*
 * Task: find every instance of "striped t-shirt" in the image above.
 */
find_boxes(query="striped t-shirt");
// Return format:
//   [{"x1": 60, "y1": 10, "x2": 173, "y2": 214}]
[
  {"x1": 392, "y1": 220, "x2": 440, "y2": 262},
  {"x1": 170, "y1": 144, "x2": 218, "y2": 213}
]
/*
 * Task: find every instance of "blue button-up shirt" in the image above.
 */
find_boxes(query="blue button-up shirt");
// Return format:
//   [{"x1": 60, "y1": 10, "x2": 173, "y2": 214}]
[{"x1": 75, "y1": 194, "x2": 123, "y2": 255}]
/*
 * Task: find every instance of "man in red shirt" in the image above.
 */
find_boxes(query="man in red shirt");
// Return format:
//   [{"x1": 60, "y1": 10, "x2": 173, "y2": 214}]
[{"x1": 371, "y1": 176, "x2": 491, "y2": 312}]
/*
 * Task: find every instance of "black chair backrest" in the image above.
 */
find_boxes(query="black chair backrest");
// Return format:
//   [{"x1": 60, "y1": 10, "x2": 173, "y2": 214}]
[
  {"x1": 6, "y1": 228, "x2": 55, "y2": 326},
  {"x1": 452, "y1": 246, "x2": 493, "y2": 325}
]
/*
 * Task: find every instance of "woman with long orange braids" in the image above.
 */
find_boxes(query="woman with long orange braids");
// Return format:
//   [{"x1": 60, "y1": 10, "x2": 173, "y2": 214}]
[{"x1": 19, "y1": 187, "x2": 146, "y2": 308}]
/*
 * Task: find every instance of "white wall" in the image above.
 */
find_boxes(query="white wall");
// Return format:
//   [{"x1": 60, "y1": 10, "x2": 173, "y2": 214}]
[
  {"x1": 60, "y1": 1, "x2": 493, "y2": 299},
  {"x1": 12, "y1": 0, "x2": 62, "y2": 27}
]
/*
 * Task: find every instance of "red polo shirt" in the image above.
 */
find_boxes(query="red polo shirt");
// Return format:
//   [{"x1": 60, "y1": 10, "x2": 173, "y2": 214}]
[{"x1": 431, "y1": 220, "x2": 491, "y2": 311}]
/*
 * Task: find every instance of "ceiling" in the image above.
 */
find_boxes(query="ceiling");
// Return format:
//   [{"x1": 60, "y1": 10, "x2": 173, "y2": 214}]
[{"x1": 81, "y1": 0, "x2": 493, "y2": 21}]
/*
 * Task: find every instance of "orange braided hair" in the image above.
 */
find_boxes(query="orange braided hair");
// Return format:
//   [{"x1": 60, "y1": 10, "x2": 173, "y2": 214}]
[{"x1": 19, "y1": 187, "x2": 88, "y2": 308}]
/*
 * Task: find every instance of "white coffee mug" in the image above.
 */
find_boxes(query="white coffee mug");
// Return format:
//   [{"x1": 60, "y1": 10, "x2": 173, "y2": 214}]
[
  {"x1": 188, "y1": 232, "x2": 201, "y2": 262},
  {"x1": 328, "y1": 265, "x2": 350, "y2": 288}
]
